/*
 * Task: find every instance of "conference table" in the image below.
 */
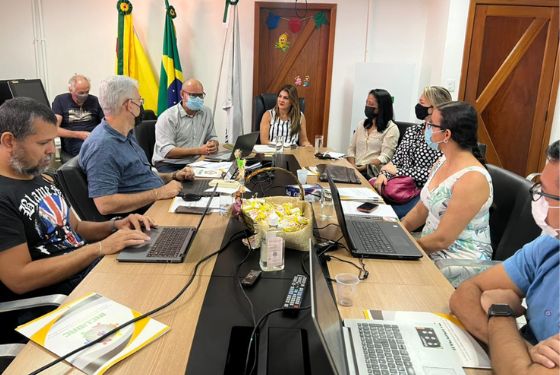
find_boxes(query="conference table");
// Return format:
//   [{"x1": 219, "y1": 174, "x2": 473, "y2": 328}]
[{"x1": 6, "y1": 147, "x2": 489, "y2": 374}]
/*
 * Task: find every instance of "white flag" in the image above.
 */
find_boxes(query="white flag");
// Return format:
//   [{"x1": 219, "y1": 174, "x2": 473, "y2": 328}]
[{"x1": 222, "y1": 5, "x2": 244, "y2": 144}]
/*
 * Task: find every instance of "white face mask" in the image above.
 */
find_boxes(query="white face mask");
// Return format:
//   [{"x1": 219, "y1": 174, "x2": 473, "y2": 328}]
[{"x1": 531, "y1": 198, "x2": 560, "y2": 237}]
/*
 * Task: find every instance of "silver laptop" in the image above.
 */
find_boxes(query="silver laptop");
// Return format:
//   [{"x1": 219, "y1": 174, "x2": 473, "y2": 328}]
[
  {"x1": 117, "y1": 188, "x2": 215, "y2": 263},
  {"x1": 327, "y1": 174, "x2": 422, "y2": 260},
  {"x1": 205, "y1": 132, "x2": 259, "y2": 162},
  {"x1": 309, "y1": 249, "x2": 465, "y2": 375}
]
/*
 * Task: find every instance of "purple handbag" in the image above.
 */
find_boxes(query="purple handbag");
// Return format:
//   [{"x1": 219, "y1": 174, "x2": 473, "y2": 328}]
[{"x1": 369, "y1": 176, "x2": 420, "y2": 204}]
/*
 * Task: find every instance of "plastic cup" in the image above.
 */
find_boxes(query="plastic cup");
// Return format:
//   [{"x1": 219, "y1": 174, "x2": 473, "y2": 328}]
[
  {"x1": 335, "y1": 273, "x2": 360, "y2": 307},
  {"x1": 296, "y1": 169, "x2": 308, "y2": 185}
]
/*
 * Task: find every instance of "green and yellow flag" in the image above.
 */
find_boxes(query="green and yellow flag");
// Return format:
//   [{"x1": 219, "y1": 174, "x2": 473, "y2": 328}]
[
  {"x1": 116, "y1": 0, "x2": 159, "y2": 113},
  {"x1": 157, "y1": 0, "x2": 184, "y2": 115}
]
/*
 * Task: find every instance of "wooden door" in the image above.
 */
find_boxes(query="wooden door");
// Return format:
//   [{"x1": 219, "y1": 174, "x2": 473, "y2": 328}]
[
  {"x1": 253, "y1": 2, "x2": 336, "y2": 145},
  {"x1": 459, "y1": 0, "x2": 558, "y2": 176}
]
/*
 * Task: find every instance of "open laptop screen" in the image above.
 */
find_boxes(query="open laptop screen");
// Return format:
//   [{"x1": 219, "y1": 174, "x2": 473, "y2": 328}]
[
  {"x1": 327, "y1": 173, "x2": 353, "y2": 250},
  {"x1": 310, "y1": 246, "x2": 349, "y2": 375}
]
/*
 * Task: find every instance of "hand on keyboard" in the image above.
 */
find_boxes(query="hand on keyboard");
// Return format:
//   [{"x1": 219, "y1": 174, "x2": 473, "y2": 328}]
[
  {"x1": 99, "y1": 229, "x2": 151, "y2": 255},
  {"x1": 156, "y1": 180, "x2": 182, "y2": 200},
  {"x1": 115, "y1": 213, "x2": 156, "y2": 232}
]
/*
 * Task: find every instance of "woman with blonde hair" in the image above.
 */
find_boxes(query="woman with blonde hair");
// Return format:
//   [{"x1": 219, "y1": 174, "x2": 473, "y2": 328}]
[
  {"x1": 259, "y1": 84, "x2": 311, "y2": 146},
  {"x1": 373, "y1": 86, "x2": 452, "y2": 218}
]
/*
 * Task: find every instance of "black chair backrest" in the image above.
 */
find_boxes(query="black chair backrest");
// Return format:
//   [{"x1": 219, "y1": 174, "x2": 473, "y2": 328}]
[
  {"x1": 251, "y1": 93, "x2": 305, "y2": 138},
  {"x1": 487, "y1": 164, "x2": 541, "y2": 261},
  {"x1": 393, "y1": 121, "x2": 415, "y2": 146},
  {"x1": 143, "y1": 109, "x2": 157, "y2": 120},
  {"x1": 134, "y1": 120, "x2": 156, "y2": 165},
  {"x1": 54, "y1": 156, "x2": 108, "y2": 222}
]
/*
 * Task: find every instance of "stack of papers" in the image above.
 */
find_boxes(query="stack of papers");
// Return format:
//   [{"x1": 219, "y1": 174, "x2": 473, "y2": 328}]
[
  {"x1": 169, "y1": 195, "x2": 234, "y2": 213},
  {"x1": 192, "y1": 167, "x2": 225, "y2": 179},
  {"x1": 322, "y1": 151, "x2": 345, "y2": 159},
  {"x1": 337, "y1": 187, "x2": 382, "y2": 202},
  {"x1": 253, "y1": 144, "x2": 276, "y2": 154}
]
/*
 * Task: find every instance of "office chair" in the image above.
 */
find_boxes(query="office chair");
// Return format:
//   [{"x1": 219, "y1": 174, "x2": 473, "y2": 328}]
[
  {"x1": 54, "y1": 156, "x2": 108, "y2": 222},
  {"x1": 134, "y1": 120, "x2": 157, "y2": 166},
  {"x1": 0, "y1": 294, "x2": 66, "y2": 372},
  {"x1": 393, "y1": 121, "x2": 415, "y2": 146},
  {"x1": 251, "y1": 93, "x2": 305, "y2": 142},
  {"x1": 143, "y1": 109, "x2": 157, "y2": 121}
]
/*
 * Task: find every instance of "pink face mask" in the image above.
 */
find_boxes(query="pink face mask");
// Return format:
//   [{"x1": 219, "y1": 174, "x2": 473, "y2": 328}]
[{"x1": 531, "y1": 198, "x2": 560, "y2": 238}]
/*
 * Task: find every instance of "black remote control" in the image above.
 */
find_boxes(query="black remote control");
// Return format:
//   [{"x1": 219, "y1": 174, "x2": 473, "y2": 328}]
[{"x1": 283, "y1": 274, "x2": 307, "y2": 314}]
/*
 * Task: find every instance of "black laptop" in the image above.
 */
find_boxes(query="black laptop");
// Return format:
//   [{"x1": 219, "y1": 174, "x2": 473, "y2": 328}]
[
  {"x1": 181, "y1": 162, "x2": 237, "y2": 196},
  {"x1": 205, "y1": 132, "x2": 259, "y2": 162},
  {"x1": 327, "y1": 174, "x2": 422, "y2": 260}
]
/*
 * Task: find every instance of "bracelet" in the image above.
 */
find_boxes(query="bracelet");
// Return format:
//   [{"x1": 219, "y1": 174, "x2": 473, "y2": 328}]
[
  {"x1": 98, "y1": 241, "x2": 103, "y2": 257},
  {"x1": 172, "y1": 171, "x2": 178, "y2": 181},
  {"x1": 153, "y1": 189, "x2": 159, "y2": 201},
  {"x1": 110, "y1": 216, "x2": 122, "y2": 233}
]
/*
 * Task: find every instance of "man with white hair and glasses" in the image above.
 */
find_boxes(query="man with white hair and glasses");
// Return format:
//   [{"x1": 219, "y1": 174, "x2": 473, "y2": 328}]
[
  {"x1": 450, "y1": 140, "x2": 560, "y2": 374},
  {"x1": 80, "y1": 76, "x2": 194, "y2": 216}
]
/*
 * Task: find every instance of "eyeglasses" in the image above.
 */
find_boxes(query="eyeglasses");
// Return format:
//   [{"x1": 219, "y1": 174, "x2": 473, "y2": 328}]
[
  {"x1": 530, "y1": 183, "x2": 560, "y2": 202},
  {"x1": 425, "y1": 122, "x2": 442, "y2": 130},
  {"x1": 129, "y1": 98, "x2": 144, "y2": 107},
  {"x1": 182, "y1": 91, "x2": 206, "y2": 99}
]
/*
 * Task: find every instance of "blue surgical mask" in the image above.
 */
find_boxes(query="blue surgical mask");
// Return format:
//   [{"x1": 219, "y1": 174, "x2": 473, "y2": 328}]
[
  {"x1": 424, "y1": 126, "x2": 443, "y2": 151},
  {"x1": 186, "y1": 96, "x2": 204, "y2": 111}
]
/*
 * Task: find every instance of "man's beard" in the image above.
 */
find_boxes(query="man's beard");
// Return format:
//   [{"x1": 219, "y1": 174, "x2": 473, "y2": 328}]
[{"x1": 9, "y1": 147, "x2": 53, "y2": 177}]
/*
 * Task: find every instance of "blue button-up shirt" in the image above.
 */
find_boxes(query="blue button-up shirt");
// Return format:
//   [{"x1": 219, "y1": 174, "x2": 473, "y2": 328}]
[{"x1": 79, "y1": 119, "x2": 163, "y2": 198}]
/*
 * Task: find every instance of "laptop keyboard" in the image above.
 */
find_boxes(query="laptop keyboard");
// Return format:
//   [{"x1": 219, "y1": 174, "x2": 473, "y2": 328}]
[
  {"x1": 146, "y1": 227, "x2": 193, "y2": 258},
  {"x1": 357, "y1": 323, "x2": 415, "y2": 375},
  {"x1": 351, "y1": 220, "x2": 395, "y2": 254}
]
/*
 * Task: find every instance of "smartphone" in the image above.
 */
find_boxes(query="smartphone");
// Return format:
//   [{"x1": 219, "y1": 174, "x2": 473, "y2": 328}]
[{"x1": 356, "y1": 202, "x2": 378, "y2": 213}]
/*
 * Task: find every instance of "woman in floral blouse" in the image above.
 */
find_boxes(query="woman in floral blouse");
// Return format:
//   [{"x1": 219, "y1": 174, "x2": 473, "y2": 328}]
[{"x1": 373, "y1": 86, "x2": 452, "y2": 218}]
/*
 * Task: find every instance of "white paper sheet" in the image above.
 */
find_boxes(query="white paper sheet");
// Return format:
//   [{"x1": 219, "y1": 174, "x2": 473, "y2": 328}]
[
  {"x1": 169, "y1": 196, "x2": 234, "y2": 213},
  {"x1": 337, "y1": 187, "x2": 382, "y2": 201},
  {"x1": 341, "y1": 201, "x2": 398, "y2": 219},
  {"x1": 253, "y1": 144, "x2": 276, "y2": 153}
]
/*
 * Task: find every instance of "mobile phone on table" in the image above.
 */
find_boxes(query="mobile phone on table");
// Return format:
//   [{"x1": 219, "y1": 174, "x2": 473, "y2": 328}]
[{"x1": 356, "y1": 202, "x2": 378, "y2": 213}]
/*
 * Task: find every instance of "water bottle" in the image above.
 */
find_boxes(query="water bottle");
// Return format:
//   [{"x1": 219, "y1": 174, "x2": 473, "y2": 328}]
[
  {"x1": 259, "y1": 213, "x2": 285, "y2": 271},
  {"x1": 274, "y1": 137, "x2": 284, "y2": 154}
]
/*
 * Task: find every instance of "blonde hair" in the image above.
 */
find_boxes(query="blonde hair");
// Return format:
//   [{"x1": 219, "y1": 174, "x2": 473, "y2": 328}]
[{"x1": 423, "y1": 86, "x2": 451, "y2": 107}]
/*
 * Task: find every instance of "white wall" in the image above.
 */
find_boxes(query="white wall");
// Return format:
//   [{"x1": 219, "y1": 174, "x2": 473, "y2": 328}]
[{"x1": 0, "y1": 0, "x2": 558, "y2": 153}]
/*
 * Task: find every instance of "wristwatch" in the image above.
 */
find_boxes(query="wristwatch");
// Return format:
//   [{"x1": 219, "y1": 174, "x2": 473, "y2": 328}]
[
  {"x1": 488, "y1": 304, "x2": 514, "y2": 319},
  {"x1": 110, "y1": 216, "x2": 122, "y2": 233}
]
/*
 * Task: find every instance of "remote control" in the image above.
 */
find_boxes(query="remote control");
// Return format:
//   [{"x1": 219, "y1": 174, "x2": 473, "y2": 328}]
[{"x1": 283, "y1": 274, "x2": 307, "y2": 314}]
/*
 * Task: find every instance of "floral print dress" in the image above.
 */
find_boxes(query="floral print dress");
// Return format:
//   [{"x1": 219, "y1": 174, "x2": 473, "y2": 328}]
[{"x1": 420, "y1": 156, "x2": 493, "y2": 285}]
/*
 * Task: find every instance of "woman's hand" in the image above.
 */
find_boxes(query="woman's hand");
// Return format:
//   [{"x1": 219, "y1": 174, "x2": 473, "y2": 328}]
[
  {"x1": 373, "y1": 174, "x2": 387, "y2": 191},
  {"x1": 381, "y1": 162, "x2": 397, "y2": 175}
]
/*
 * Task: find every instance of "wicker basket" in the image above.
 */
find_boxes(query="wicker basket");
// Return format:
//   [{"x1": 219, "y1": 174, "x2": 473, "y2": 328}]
[{"x1": 241, "y1": 196, "x2": 313, "y2": 252}]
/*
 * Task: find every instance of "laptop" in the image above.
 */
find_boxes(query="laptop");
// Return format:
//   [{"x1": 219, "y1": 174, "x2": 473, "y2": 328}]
[
  {"x1": 327, "y1": 174, "x2": 422, "y2": 260},
  {"x1": 309, "y1": 248, "x2": 465, "y2": 375},
  {"x1": 205, "y1": 132, "x2": 260, "y2": 162},
  {"x1": 181, "y1": 162, "x2": 237, "y2": 196},
  {"x1": 117, "y1": 187, "x2": 216, "y2": 263}
]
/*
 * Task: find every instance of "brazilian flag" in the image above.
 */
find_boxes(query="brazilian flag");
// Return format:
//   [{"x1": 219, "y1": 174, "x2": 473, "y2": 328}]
[
  {"x1": 115, "y1": 0, "x2": 159, "y2": 113},
  {"x1": 157, "y1": 0, "x2": 184, "y2": 115}
]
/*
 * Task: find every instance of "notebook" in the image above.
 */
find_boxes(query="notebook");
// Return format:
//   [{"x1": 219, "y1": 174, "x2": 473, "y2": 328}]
[
  {"x1": 328, "y1": 174, "x2": 422, "y2": 260},
  {"x1": 205, "y1": 132, "x2": 259, "y2": 162},
  {"x1": 117, "y1": 188, "x2": 215, "y2": 263},
  {"x1": 181, "y1": 162, "x2": 237, "y2": 196},
  {"x1": 309, "y1": 249, "x2": 465, "y2": 375}
]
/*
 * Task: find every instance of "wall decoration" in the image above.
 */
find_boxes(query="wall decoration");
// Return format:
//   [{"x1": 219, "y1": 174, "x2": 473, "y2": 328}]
[
  {"x1": 275, "y1": 33, "x2": 290, "y2": 52},
  {"x1": 303, "y1": 75, "x2": 310, "y2": 87},
  {"x1": 288, "y1": 18, "x2": 302, "y2": 33},
  {"x1": 266, "y1": 12, "x2": 281, "y2": 29},
  {"x1": 265, "y1": 11, "x2": 328, "y2": 31},
  {"x1": 294, "y1": 75, "x2": 302, "y2": 86}
]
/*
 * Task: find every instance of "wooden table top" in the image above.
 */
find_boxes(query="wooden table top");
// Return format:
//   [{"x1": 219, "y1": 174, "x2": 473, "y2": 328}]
[{"x1": 6, "y1": 148, "x2": 488, "y2": 374}]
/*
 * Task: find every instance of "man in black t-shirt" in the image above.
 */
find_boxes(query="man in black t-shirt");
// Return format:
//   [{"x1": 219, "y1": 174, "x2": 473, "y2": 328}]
[
  {"x1": 0, "y1": 98, "x2": 152, "y2": 303},
  {"x1": 52, "y1": 74, "x2": 104, "y2": 156}
]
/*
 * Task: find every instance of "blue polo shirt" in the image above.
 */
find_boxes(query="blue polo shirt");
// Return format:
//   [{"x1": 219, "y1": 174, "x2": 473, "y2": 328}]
[
  {"x1": 503, "y1": 235, "x2": 560, "y2": 343},
  {"x1": 79, "y1": 119, "x2": 163, "y2": 198}
]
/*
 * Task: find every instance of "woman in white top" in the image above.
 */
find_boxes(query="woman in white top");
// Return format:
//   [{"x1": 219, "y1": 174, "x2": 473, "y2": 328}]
[
  {"x1": 259, "y1": 84, "x2": 312, "y2": 147},
  {"x1": 346, "y1": 89, "x2": 399, "y2": 176},
  {"x1": 401, "y1": 101, "x2": 492, "y2": 287}
]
